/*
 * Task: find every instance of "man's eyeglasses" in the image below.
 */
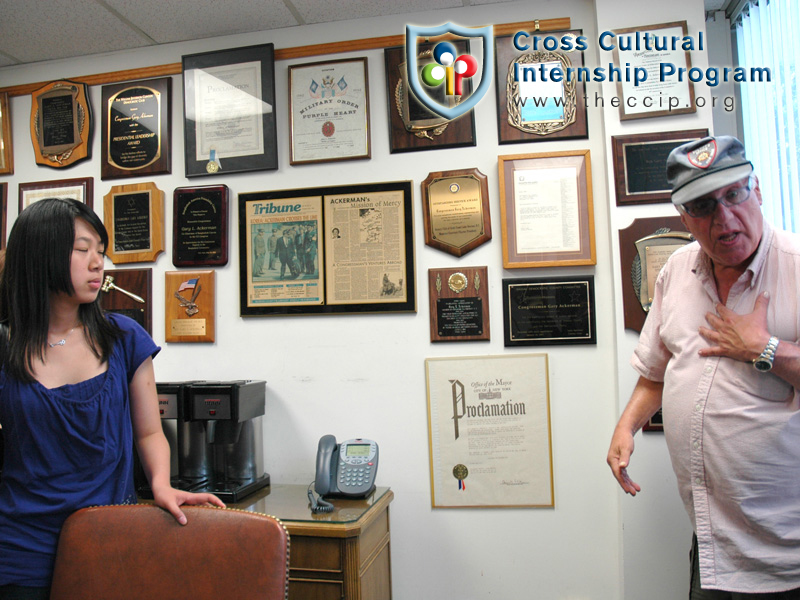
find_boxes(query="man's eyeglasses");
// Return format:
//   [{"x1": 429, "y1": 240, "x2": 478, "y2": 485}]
[{"x1": 679, "y1": 177, "x2": 755, "y2": 218}]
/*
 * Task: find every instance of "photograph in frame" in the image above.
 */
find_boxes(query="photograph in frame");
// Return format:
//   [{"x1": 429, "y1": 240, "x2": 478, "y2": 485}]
[
  {"x1": 612, "y1": 128, "x2": 708, "y2": 205},
  {"x1": 239, "y1": 181, "x2": 415, "y2": 316},
  {"x1": 19, "y1": 177, "x2": 94, "y2": 213},
  {"x1": 384, "y1": 42, "x2": 476, "y2": 153},
  {"x1": 426, "y1": 353, "x2": 554, "y2": 508},
  {"x1": 611, "y1": 21, "x2": 696, "y2": 121},
  {"x1": 494, "y1": 30, "x2": 588, "y2": 144},
  {"x1": 289, "y1": 57, "x2": 371, "y2": 165},
  {"x1": 182, "y1": 43, "x2": 278, "y2": 177},
  {"x1": 498, "y1": 150, "x2": 595, "y2": 268}
]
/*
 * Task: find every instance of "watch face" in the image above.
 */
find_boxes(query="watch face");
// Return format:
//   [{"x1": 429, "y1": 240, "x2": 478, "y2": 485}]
[{"x1": 754, "y1": 359, "x2": 773, "y2": 372}]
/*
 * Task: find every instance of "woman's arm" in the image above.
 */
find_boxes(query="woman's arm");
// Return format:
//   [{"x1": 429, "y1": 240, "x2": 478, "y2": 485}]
[{"x1": 129, "y1": 357, "x2": 225, "y2": 523}]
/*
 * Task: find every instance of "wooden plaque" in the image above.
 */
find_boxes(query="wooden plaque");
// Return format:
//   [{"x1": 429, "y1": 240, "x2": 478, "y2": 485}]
[
  {"x1": 30, "y1": 80, "x2": 92, "y2": 168},
  {"x1": 172, "y1": 184, "x2": 228, "y2": 267},
  {"x1": 421, "y1": 168, "x2": 491, "y2": 257},
  {"x1": 103, "y1": 182, "x2": 165, "y2": 264},
  {"x1": 428, "y1": 266, "x2": 489, "y2": 342},
  {"x1": 99, "y1": 268, "x2": 152, "y2": 335},
  {"x1": 165, "y1": 270, "x2": 215, "y2": 343}
]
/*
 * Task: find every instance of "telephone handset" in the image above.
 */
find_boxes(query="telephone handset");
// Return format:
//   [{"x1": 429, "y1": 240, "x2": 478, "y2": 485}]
[{"x1": 314, "y1": 435, "x2": 379, "y2": 499}]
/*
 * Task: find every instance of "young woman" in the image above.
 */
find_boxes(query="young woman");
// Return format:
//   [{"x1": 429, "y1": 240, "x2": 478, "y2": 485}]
[{"x1": 0, "y1": 199, "x2": 224, "y2": 599}]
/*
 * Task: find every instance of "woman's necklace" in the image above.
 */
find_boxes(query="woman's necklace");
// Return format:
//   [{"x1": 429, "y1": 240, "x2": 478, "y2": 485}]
[{"x1": 47, "y1": 326, "x2": 79, "y2": 348}]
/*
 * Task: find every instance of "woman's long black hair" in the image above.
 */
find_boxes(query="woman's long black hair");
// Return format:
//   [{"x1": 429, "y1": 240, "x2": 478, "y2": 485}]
[{"x1": 0, "y1": 198, "x2": 122, "y2": 382}]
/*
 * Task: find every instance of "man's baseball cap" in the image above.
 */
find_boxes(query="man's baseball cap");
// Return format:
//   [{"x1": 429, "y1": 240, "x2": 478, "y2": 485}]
[{"x1": 667, "y1": 135, "x2": 754, "y2": 205}]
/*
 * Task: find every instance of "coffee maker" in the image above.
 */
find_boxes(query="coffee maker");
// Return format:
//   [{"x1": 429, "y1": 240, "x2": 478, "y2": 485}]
[{"x1": 185, "y1": 380, "x2": 270, "y2": 502}]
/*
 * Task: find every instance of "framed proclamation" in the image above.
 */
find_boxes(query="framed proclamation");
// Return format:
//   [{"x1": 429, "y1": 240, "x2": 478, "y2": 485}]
[
  {"x1": 289, "y1": 57, "x2": 370, "y2": 165},
  {"x1": 173, "y1": 184, "x2": 229, "y2": 267},
  {"x1": 102, "y1": 77, "x2": 171, "y2": 180},
  {"x1": 612, "y1": 128, "x2": 707, "y2": 205},
  {"x1": 499, "y1": 150, "x2": 595, "y2": 268},
  {"x1": 103, "y1": 182, "x2": 165, "y2": 264},
  {"x1": 165, "y1": 270, "x2": 215, "y2": 343},
  {"x1": 30, "y1": 80, "x2": 92, "y2": 168},
  {"x1": 0, "y1": 92, "x2": 13, "y2": 176},
  {"x1": 502, "y1": 276, "x2": 596, "y2": 346},
  {"x1": 426, "y1": 354, "x2": 554, "y2": 508},
  {"x1": 428, "y1": 267, "x2": 489, "y2": 343},
  {"x1": 239, "y1": 180, "x2": 415, "y2": 316},
  {"x1": 182, "y1": 43, "x2": 278, "y2": 177}
]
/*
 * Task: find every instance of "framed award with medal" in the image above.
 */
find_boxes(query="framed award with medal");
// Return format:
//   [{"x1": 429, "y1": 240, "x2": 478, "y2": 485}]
[
  {"x1": 165, "y1": 270, "x2": 215, "y2": 343},
  {"x1": 428, "y1": 267, "x2": 490, "y2": 342},
  {"x1": 182, "y1": 43, "x2": 278, "y2": 177}
]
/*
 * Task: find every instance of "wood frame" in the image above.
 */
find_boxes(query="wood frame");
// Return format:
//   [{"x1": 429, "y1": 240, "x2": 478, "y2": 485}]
[
  {"x1": 19, "y1": 177, "x2": 93, "y2": 213},
  {"x1": 29, "y1": 79, "x2": 92, "y2": 168},
  {"x1": 165, "y1": 270, "x2": 215, "y2": 343},
  {"x1": 100, "y1": 268, "x2": 153, "y2": 335},
  {"x1": 428, "y1": 266, "x2": 490, "y2": 343},
  {"x1": 0, "y1": 92, "x2": 13, "y2": 175},
  {"x1": 239, "y1": 180, "x2": 415, "y2": 317},
  {"x1": 498, "y1": 150, "x2": 595, "y2": 268},
  {"x1": 182, "y1": 43, "x2": 278, "y2": 177},
  {"x1": 288, "y1": 57, "x2": 371, "y2": 165},
  {"x1": 101, "y1": 77, "x2": 172, "y2": 180},
  {"x1": 612, "y1": 128, "x2": 708, "y2": 205},
  {"x1": 103, "y1": 181, "x2": 165, "y2": 264}
]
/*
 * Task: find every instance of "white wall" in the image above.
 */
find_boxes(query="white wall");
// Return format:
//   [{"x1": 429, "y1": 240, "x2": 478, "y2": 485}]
[{"x1": 0, "y1": 0, "x2": 710, "y2": 598}]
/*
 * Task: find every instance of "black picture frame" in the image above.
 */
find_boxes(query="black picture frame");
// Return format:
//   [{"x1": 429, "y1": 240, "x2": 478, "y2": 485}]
[
  {"x1": 502, "y1": 275, "x2": 596, "y2": 346},
  {"x1": 239, "y1": 181, "x2": 415, "y2": 316},
  {"x1": 173, "y1": 184, "x2": 229, "y2": 267},
  {"x1": 182, "y1": 43, "x2": 278, "y2": 177}
]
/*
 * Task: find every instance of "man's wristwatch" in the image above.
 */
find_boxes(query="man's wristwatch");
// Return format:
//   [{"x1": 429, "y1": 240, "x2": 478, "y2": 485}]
[{"x1": 753, "y1": 335, "x2": 779, "y2": 372}]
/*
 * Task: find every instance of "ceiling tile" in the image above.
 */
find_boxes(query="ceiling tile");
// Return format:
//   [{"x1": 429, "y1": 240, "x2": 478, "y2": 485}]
[
  {"x1": 0, "y1": 0, "x2": 151, "y2": 64},
  {"x1": 291, "y1": 0, "x2": 463, "y2": 24},
  {"x1": 104, "y1": 0, "x2": 300, "y2": 44}
]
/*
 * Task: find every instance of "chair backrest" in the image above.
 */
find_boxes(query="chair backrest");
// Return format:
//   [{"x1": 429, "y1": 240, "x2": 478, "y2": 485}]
[{"x1": 50, "y1": 504, "x2": 290, "y2": 600}]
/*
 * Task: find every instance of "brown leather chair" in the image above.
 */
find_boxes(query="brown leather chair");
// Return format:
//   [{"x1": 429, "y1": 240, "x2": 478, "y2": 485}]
[{"x1": 50, "y1": 504, "x2": 290, "y2": 600}]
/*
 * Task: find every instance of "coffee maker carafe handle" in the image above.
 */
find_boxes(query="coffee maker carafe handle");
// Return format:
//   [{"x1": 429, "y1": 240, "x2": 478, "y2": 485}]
[{"x1": 205, "y1": 420, "x2": 217, "y2": 444}]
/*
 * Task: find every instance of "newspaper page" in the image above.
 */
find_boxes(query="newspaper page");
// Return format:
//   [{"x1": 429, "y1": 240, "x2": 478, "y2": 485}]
[
  {"x1": 243, "y1": 195, "x2": 324, "y2": 308},
  {"x1": 426, "y1": 354, "x2": 554, "y2": 508},
  {"x1": 323, "y1": 190, "x2": 407, "y2": 305}
]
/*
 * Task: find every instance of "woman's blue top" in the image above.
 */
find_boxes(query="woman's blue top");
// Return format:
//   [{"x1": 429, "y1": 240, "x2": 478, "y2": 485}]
[{"x1": 0, "y1": 314, "x2": 160, "y2": 587}]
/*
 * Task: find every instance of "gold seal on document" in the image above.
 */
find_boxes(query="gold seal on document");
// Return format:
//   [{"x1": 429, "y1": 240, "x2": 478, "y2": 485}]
[
  {"x1": 448, "y1": 272, "x2": 467, "y2": 294},
  {"x1": 453, "y1": 464, "x2": 469, "y2": 480},
  {"x1": 206, "y1": 161, "x2": 219, "y2": 174}
]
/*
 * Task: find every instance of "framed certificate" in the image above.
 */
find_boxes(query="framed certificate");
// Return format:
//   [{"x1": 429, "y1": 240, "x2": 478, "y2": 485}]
[
  {"x1": 289, "y1": 57, "x2": 370, "y2": 165},
  {"x1": 19, "y1": 177, "x2": 93, "y2": 213},
  {"x1": 30, "y1": 80, "x2": 92, "y2": 168},
  {"x1": 102, "y1": 77, "x2": 171, "y2": 180},
  {"x1": 612, "y1": 129, "x2": 708, "y2": 205},
  {"x1": 612, "y1": 21, "x2": 696, "y2": 121},
  {"x1": 495, "y1": 30, "x2": 588, "y2": 144},
  {"x1": 502, "y1": 276, "x2": 596, "y2": 346},
  {"x1": 239, "y1": 181, "x2": 415, "y2": 316},
  {"x1": 498, "y1": 150, "x2": 595, "y2": 268},
  {"x1": 103, "y1": 182, "x2": 165, "y2": 264},
  {"x1": 0, "y1": 92, "x2": 13, "y2": 175},
  {"x1": 182, "y1": 43, "x2": 278, "y2": 177}
]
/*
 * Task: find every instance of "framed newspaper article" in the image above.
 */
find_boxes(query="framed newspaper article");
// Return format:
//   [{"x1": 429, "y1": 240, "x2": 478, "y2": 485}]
[{"x1": 238, "y1": 180, "x2": 415, "y2": 316}]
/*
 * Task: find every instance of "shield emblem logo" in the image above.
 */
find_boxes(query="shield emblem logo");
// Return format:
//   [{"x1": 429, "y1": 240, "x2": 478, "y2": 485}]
[{"x1": 405, "y1": 23, "x2": 493, "y2": 121}]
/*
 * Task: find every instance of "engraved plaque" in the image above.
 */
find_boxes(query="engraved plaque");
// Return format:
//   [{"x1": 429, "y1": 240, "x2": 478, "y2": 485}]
[
  {"x1": 173, "y1": 185, "x2": 228, "y2": 267},
  {"x1": 428, "y1": 266, "x2": 489, "y2": 342},
  {"x1": 30, "y1": 80, "x2": 91, "y2": 168}
]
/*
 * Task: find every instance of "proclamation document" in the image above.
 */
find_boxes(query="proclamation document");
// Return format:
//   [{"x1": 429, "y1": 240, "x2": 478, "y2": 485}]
[
  {"x1": 513, "y1": 167, "x2": 580, "y2": 254},
  {"x1": 193, "y1": 61, "x2": 267, "y2": 161},
  {"x1": 425, "y1": 354, "x2": 554, "y2": 508}
]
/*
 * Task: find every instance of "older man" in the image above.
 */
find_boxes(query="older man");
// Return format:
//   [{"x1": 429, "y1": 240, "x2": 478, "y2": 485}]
[{"x1": 607, "y1": 136, "x2": 800, "y2": 598}]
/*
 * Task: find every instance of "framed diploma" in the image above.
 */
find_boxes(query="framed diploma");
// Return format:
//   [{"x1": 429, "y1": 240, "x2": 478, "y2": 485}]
[
  {"x1": 173, "y1": 184, "x2": 228, "y2": 267},
  {"x1": 421, "y1": 168, "x2": 491, "y2": 257},
  {"x1": 101, "y1": 77, "x2": 171, "y2": 180},
  {"x1": 612, "y1": 128, "x2": 708, "y2": 206},
  {"x1": 502, "y1": 276, "x2": 596, "y2": 346},
  {"x1": 182, "y1": 43, "x2": 278, "y2": 177},
  {"x1": 0, "y1": 92, "x2": 13, "y2": 175},
  {"x1": 612, "y1": 21, "x2": 696, "y2": 121},
  {"x1": 498, "y1": 150, "x2": 595, "y2": 268},
  {"x1": 165, "y1": 270, "x2": 215, "y2": 343},
  {"x1": 383, "y1": 43, "x2": 476, "y2": 154},
  {"x1": 18, "y1": 177, "x2": 93, "y2": 213},
  {"x1": 100, "y1": 268, "x2": 152, "y2": 335},
  {"x1": 239, "y1": 180, "x2": 415, "y2": 316},
  {"x1": 30, "y1": 80, "x2": 92, "y2": 168},
  {"x1": 428, "y1": 267, "x2": 489, "y2": 343},
  {"x1": 619, "y1": 217, "x2": 692, "y2": 332},
  {"x1": 103, "y1": 182, "x2": 165, "y2": 264},
  {"x1": 425, "y1": 353, "x2": 554, "y2": 508},
  {"x1": 495, "y1": 30, "x2": 588, "y2": 144},
  {"x1": 288, "y1": 57, "x2": 370, "y2": 165}
]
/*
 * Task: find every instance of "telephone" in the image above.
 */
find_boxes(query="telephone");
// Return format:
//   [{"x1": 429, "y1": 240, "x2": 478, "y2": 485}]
[{"x1": 314, "y1": 435, "x2": 379, "y2": 499}]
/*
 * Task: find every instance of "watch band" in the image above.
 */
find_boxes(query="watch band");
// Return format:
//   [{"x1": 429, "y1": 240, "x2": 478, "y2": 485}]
[{"x1": 753, "y1": 335, "x2": 779, "y2": 372}]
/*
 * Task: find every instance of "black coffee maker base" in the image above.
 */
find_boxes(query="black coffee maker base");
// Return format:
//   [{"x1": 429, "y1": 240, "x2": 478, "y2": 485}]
[{"x1": 205, "y1": 473, "x2": 271, "y2": 503}]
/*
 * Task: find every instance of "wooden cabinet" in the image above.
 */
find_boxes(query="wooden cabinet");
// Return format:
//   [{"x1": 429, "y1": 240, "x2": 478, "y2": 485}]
[{"x1": 230, "y1": 484, "x2": 393, "y2": 600}]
